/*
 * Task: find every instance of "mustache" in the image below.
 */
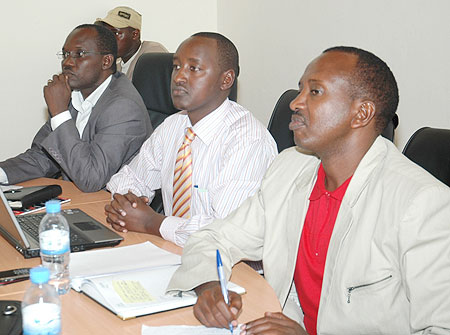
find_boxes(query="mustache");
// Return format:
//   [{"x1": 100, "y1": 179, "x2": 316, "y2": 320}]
[
  {"x1": 173, "y1": 81, "x2": 187, "y2": 88},
  {"x1": 171, "y1": 83, "x2": 188, "y2": 93},
  {"x1": 291, "y1": 111, "x2": 306, "y2": 123},
  {"x1": 62, "y1": 66, "x2": 74, "y2": 74}
]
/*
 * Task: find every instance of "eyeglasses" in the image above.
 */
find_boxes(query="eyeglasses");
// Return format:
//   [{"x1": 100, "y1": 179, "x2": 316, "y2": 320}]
[{"x1": 56, "y1": 50, "x2": 109, "y2": 60}]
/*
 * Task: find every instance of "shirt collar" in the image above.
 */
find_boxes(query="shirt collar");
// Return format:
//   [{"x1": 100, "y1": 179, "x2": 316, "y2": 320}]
[
  {"x1": 184, "y1": 98, "x2": 230, "y2": 145},
  {"x1": 71, "y1": 75, "x2": 112, "y2": 113},
  {"x1": 309, "y1": 163, "x2": 353, "y2": 201},
  {"x1": 121, "y1": 42, "x2": 142, "y2": 67}
]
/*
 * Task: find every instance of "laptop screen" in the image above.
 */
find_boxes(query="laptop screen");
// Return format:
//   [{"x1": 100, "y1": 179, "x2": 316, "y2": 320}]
[{"x1": 0, "y1": 190, "x2": 30, "y2": 248}]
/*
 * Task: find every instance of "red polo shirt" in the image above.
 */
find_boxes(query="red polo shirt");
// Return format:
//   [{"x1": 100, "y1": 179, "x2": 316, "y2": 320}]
[{"x1": 293, "y1": 164, "x2": 352, "y2": 335}]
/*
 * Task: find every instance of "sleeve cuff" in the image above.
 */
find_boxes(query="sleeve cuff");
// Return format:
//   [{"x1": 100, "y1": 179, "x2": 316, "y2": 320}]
[
  {"x1": 50, "y1": 110, "x2": 71, "y2": 130},
  {"x1": 160, "y1": 216, "x2": 187, "y2": 245},
  {"x1": 0, "y1": 168, "x2": 9, "y2": 184}
]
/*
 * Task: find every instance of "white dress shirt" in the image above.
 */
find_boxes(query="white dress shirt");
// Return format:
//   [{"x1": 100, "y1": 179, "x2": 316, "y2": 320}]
[
  {"x1": 0, "y1": 76, "x2": 112, "y2": 184},
  {"x1": 107, "y1": 99, "x2": 278, "y2": 246},
  {"x1": 0, "y1": 168, "x2": 7, "y2": 184},
  {"x1": 50, "y1": 75, "x2": 112, "y2": 137}
]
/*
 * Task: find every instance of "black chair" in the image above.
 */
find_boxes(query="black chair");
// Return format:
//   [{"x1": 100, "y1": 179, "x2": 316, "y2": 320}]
[
  {"x1": 267, "y1": 90, "x2": 297, "y2": 152},
  {"x1": 402, "y1": 127, "x2": 450, "y2": 187},
  {"x1": 132, "y1": 53, "x2": 178, "y2": 213},
  {"x1": 268, "y1": 89, "x2": 400, "y2": 153},
  {"x1": 132, "y1": 53, "x2": 179, "y2": 129},
  {"x1": 131, "y1": 52, "x2": 238, "y2": 213}
]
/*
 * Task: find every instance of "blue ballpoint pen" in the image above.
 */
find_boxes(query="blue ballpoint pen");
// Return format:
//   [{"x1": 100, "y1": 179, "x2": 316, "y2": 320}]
[{"x1": 216, "y1": 249, "x2": 234, "y2": 334}]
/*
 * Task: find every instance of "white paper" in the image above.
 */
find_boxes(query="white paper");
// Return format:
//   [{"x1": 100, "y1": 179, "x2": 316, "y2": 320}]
[
  {"x1": 69, "y1": 241, "x2": 246, "y2": 319},
  {"x1": 142, "y1": 324, "x2": 242, "y2": 335},
  {"x1": 70, "y1": 242, "x2": 181, "y2": 291},
  {"x1": 84, "y1": 265, "x2": 197, "y2": 319},
  {"x1": 83, "y1": 267, "x2": 245, "y2": 320}
]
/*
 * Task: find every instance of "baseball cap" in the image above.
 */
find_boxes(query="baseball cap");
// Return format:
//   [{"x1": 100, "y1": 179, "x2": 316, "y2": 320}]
[{"x1": 96, "y1": 6, "x2": 142, "y2": 30}]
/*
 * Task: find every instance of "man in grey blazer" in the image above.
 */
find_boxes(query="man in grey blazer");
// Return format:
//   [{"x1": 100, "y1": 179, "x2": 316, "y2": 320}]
[
  {"x1": 168, "y1": 47, "x2": 450, "y2": 334},
  {"x1": 0, "y1": 24, "x2": 152, "y2": 192},
  {"x1": 95, "y1": 6, "x2": 168, "y2": 80}
]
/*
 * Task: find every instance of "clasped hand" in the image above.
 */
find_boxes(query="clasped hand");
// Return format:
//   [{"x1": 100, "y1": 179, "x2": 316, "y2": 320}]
[
  {"x1": 194, "y1": 283, "x2": 306, "y2": 335},
  {"x1": 104, "y1": 191, "x2": 164, "y2": 236},
  {"x1": 43, "y1": 74, "x2": 71, "y2": 117}
]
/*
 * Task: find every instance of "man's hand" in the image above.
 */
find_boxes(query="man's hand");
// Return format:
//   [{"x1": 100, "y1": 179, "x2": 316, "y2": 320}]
[
  {"x1": 240, "y1": 312, "x2": 307, "y2": 335},
  {"x1": 44, "y1": 74, "x2": 71, "y2": 117},
  {"x1": 104, "y1": 191, "x2": 165, "y2": 236},
  {"x1": 193, "y1": 281, "x2": 242, "y2": 330}
]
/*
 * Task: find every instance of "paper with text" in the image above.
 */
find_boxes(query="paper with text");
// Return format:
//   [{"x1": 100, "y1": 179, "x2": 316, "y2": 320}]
[
  {"x1": 112, "y1": 280, "x2": 155, "y2": 303},
  {"x1": 70, "y1": 241, "x2": 181, "y2": 291}
]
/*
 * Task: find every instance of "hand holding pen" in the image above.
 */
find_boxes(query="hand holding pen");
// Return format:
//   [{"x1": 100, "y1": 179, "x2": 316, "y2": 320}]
[
  {"x1": 192, "y1": 252, "x2": 242, "y2": 331},
  {"x1": 217, "y1": 249, "x2": 234, "y2": 334}
]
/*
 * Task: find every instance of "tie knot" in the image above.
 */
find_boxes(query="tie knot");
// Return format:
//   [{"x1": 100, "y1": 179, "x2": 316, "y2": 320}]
[{"x1": 184, "y1": 127, "x2": 196, "y2": 144}]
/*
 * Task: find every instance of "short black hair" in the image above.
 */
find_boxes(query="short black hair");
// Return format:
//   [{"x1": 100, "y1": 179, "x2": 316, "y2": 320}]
[
  {"x1": 323, "y1": 46, "x2": 399, "y2": 133},
  {"x1": 73, "y1": 23, "x2": 117, "y2": 72},
  {"x1": 192, "y1": 32, "x2": 240, "y2": 77}
]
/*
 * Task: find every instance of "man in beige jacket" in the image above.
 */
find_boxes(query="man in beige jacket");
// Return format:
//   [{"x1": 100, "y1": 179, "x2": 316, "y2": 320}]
[
  {"x1": 168, "y1": 47, "x2": 450, "y2": 334},
  {"x1": 95, "y1": 6, "x2": 168, "y2": 80}
]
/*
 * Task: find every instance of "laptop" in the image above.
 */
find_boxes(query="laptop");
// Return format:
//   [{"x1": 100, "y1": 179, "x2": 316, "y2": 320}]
[{"x1": 0, "y1": 189, "x2": 123, "y2": 258}]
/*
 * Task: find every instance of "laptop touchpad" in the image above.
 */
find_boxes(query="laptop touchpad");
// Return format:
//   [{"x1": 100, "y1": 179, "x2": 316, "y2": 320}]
[{"x1": 73, "y1": 222, "x2": 102, "y2": 231}]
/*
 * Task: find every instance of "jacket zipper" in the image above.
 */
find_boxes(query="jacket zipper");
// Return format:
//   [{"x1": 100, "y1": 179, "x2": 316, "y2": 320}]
[{"x1": 347, "y1": 275, "x2": 392, "y2": 303}]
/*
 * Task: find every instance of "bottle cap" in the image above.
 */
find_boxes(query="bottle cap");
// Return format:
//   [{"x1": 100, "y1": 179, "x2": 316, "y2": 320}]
[
  {"x1": 29, "y1": 267, "x2": 50, "y2": 284},
  {"x1": 45, "y1": 200, "x2": 61, "y2": 214}
]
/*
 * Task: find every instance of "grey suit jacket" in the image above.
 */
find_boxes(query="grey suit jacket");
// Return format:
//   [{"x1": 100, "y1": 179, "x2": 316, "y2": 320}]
[
  {"x1": 0, "y1": 72, "x2": 152, "y2": 192},
  {"x1": 168, "y1": 137, "x2": 450, "y2": 334}
]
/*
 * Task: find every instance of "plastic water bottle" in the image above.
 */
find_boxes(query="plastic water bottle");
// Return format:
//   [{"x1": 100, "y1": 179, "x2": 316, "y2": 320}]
[
  {"x1": 39, "y1": 200, "x2": 70, "y2": 295},
  {"x1": 22, "y1": 266, "x2": 61, "y2": 335}
]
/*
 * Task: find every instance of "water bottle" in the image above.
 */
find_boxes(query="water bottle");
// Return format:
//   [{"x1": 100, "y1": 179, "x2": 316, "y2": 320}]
[
  {"x1": 22, "y1": 266, "x2": 61, "y2": 335},
  {"x1": 39, "y1": 200, "x2": 70, "y2": 295}
]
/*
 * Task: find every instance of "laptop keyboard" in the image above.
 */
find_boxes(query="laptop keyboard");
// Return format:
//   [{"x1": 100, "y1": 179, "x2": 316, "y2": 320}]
[{"x1": 18, "y1": 214, "x2": 89, "y2": 244}]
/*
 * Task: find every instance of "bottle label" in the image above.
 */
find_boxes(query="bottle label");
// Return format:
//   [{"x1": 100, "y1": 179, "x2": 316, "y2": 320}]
[
  {"x1": 40, "y1": 230, "x2": 70, "y2": 255},
  {"x1": 22, "y1": 302, "x2": 61, "y2": 335}
]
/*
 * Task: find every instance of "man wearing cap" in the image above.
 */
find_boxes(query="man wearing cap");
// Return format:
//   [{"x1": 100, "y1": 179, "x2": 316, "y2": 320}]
[{"x1": 96, "y1": 6, "x2": 168, "y2": 80}]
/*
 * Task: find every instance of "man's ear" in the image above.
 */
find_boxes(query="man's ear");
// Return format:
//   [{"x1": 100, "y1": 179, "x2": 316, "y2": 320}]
[
  {"x1": 102, "y1": 54, "x2": 114, "y2": 71},
  {"x1": 220, "y1": 70, "x2": 235, "y2": 91},
  {"x1": 351, "y1": 101, "x2": 376, "y2": 129},
  {"x1": 132, "y1": 29, "x2": 141, "y2": 41}
]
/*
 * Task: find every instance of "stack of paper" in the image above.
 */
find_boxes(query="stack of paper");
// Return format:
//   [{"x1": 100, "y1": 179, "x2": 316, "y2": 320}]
[{"x1": 70, "y1": 242, "x2": 245, "y2": 320}]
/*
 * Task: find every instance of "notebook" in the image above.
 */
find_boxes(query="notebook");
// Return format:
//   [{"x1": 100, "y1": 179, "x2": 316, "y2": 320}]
[
  {"x1": 0, "y1": 189, "x2": 123, "y2": 259},
  {"x1": 70, "y1": 242, "x2": 245, "y2": 320}
]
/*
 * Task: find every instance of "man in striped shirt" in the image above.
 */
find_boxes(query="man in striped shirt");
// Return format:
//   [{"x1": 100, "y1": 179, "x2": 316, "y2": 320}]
[{"x1": 105, "y1": 32, "x2": 277, "y2": 246}]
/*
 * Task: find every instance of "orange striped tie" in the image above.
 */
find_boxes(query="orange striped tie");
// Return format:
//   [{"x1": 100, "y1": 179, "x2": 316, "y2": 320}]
[{"x1": 172, "y1": 127, "x2": 196, "y2": 218}]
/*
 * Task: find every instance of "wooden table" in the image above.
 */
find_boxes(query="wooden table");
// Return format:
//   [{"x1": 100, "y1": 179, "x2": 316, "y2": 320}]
[
  {"x1": 0, "y1": 178, "x2": 281, "y2": 334},
  {"x1": 18, "y1": 177, "x2": 111, "y2": 206}
]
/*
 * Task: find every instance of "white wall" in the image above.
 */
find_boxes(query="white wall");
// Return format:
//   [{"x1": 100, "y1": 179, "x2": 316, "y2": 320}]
[
  {"x1": 0, "y1": 0, "x2": 217, "y2": 161},
  {"x1": 217, "y1": 0, "x2": 450, "y2": 149},
  {"x1": 2, "y1": 0, "x2": 449, "y2": 162}
]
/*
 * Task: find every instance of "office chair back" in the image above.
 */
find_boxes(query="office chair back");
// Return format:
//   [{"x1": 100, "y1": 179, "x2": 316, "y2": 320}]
[
  {"x1": 267, "y1": 90, "x2": 297, "y2": 152},
  {"x1": 132, "y1": 53, "x2": 179, "y2": 129},
  {"x1": 402, "y1": 127, "x2": 450, "y2": 187},
  {"x1": 268, "y1": 89, "x2": 399, "y2": 153}
]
